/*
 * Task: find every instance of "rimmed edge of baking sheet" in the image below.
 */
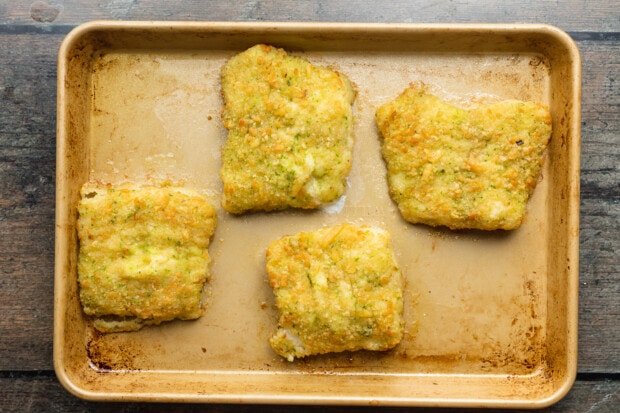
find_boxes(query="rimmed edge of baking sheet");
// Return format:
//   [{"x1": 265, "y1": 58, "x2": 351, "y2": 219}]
[{"x1": 54, "y1": 21, "x2": 580, "y2": 407}]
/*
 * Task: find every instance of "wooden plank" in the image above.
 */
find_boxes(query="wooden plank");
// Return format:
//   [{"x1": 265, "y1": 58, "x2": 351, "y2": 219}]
[
  {"x1": 0, "y1": 373, "x2": 618, "y2": 412},
  {"x1": 577, "y1": 39, "x2": 620, "y2": 373},
  {"x1": 0, "y1": 3, "x2": 618, "y2": 413},
  {"x1": 2, "y1": 0, "x2": 620, "y2": 32},
  {"x1": 0, "y1": 34, "x2": 62, "y2": 370}
]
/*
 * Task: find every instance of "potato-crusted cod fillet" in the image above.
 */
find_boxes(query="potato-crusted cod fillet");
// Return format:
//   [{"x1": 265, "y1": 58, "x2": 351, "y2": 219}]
[
  {"x1": 266, "y1": 223, "x2": 404, "y2": 361},
  {"x1": 375, "y1": 83, "x2": 552, "y2": 230},
  {"x1": 77, "y1": 182, "x2": 217, "y2": 332},
  {"x1": 220, "y1": 44, "x2": 356, "y2": 214}
]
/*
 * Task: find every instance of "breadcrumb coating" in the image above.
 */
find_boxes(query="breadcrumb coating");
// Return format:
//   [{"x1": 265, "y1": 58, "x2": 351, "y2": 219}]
[
  {"x1": 267, "y1": 224, "x2": 404, "y2": 361},
  {"x1": 375, "y1": 83, "x2": 552, "y2": 230},
  {"x1": 77, "y1": 182, "x2": 217, "y2": 332},
  {"x1": 220, "y1": 44, "x2": 356, "y2": 214}
]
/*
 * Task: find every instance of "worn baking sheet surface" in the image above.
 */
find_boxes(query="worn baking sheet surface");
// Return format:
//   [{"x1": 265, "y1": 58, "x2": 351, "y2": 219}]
[{"x1": 54, "y1": 22, "x2": 580, "y2": 407}]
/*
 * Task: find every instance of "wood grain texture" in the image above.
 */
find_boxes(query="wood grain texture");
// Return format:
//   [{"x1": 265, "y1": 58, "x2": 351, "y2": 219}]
[
  {"x1": 578, "y1": 39, "x2": 620, "y2": 373},
  {"x1": 0, "y1": 0, "x2": 619, "y2": 31},
  {"x1": 0, "y1": 0, "x2": 618, "y2": 410},
  {"x1": 0, "y1": 34, "x2": 62, "y2": 370}
]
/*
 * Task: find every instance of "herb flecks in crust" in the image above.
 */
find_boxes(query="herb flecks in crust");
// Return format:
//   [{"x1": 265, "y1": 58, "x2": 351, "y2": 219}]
[
  {"x1": 266, "y1": 223, "x2": 404, "y2": 361},
  {"x1": 375, "y1": 83, "x2": 552, "y2": 230},
  {"x1": 220, "y1": 44, "x2": 356, "y2": 214},
  {"x1": 77, "y1": 182, "x2": 217, "y2": 333}
]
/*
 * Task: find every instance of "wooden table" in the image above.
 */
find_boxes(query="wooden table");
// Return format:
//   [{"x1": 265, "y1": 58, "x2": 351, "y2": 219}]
[{"x1": 1, "y1": 1, "x2": 618, "y2": 411}]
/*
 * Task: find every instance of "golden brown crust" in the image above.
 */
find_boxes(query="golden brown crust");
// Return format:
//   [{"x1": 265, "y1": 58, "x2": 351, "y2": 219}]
[
  {"x1": 266, "y1": 224, "x2": 404, "y2": 361},
  {"x1": 77, "y1": 182, "x2": 217, "y2": 332},
  {"x1": 220, "y1": 44, "x2": 356, "y2": 214},
  {"x1": 375, "y1": 83, "x2": 552, "y2": 230}
]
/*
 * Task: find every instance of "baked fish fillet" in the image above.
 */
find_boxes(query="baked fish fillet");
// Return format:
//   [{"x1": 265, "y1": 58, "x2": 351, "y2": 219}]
[
  {"x1": 376, "y1": 83, "x2": 552, "y2": 230},
  {"x1": 220, "y1": 44, "x2": 356, "y2": 214},
  {"x1": 77, "y1": 182, "x2": 217, "y2": 332},
  {"x1": 266, "y1": 223, "x2": 404, "y2": 361}
]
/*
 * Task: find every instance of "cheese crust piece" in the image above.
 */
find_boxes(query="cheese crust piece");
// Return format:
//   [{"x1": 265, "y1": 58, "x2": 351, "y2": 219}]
[
  {"x1": 266, "y1": 224, "x2": 404, "y2": 361},
  {"x1": 220, "y1": 44, "x2": 356, "y2": 214},
  {"x1": 375, "y1": 83, "x2": 552, "y2": 230},
  {"x1": 77, "y1": 183, "x2": 217, "y2": 332}
]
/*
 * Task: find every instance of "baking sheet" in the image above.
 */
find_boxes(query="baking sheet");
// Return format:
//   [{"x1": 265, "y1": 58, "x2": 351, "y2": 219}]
[{"x1": 54, "y1": 21, "x2": 581, "y2": 407}]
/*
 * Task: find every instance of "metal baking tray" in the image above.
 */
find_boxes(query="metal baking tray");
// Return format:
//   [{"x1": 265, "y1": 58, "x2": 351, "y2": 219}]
[{"x1": 54, "y1": 21, "x2": 581, "y2": 408}]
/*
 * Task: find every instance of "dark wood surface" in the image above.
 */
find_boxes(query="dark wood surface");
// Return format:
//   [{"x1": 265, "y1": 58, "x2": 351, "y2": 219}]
[{"x1": 1, "y1": 1, "x2": 618, "y2": 411}]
